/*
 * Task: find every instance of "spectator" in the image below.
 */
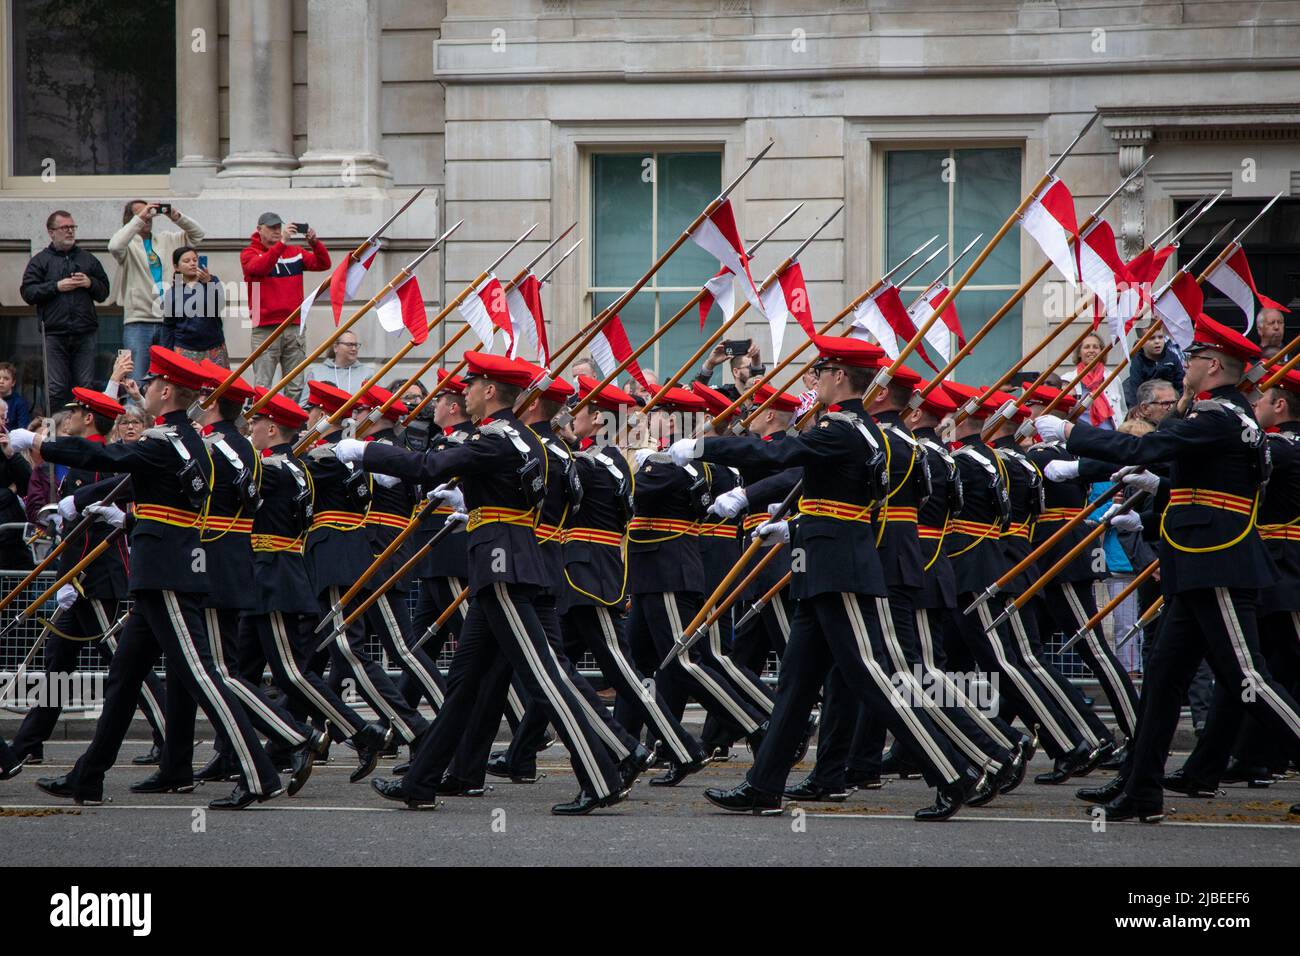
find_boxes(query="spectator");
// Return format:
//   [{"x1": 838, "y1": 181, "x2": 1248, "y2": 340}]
[
  {"x1": 1257, "y1": 307, "x2": 1287, "y2": 359},
  {"x1": 160, "y1": 245, "x2": 227, "y2": 366},
  {"x1": 569, "y1": 358, "x2": 597, "y2": 380},
  {"x1": 306, "y1": 331, "x2": 374, "y2": 392},
  {"x1": 694, "y1": 340, "x2": 761, "y2": 401},
  {"x1": 0, "y1": 363, "x2": 31, "y2": 430},
  {"x1": 388, "y1": 377, "x2": 426, "y2": 410},
  {"x1": 1127, "y1": 378, "x2": 1178, "y2": 428},
  {"x1": 1065, "y1": 332, "x2": 1122, "y2": 429},
  {"x1": 102, "y1": 350, "x2": 145, "y2": 408},
  {"x1": 21, "y1": 409, "x2": 68, "y2": 527},
  {"x1": 113, "y1": 403, "x2": 147, "y2": 444},
  {"x1": 241, "y1": 213, "x2": 330, "y2": 403},
  {"x1": 108, "y1": 200, "x2": 205, "y2": 374},
  {"x1": 1101, "y1": 417, "x2": 1158, "y2": 673},
  {"x1": 1121, "y1": 323, "x2": 1184, "y2": 409},
  {"x1": 0, "y1": 405, "x2": 33, "y2": 569},
  {"x1": 19, "y1": 210, "x2": 111, "y2": 411}
]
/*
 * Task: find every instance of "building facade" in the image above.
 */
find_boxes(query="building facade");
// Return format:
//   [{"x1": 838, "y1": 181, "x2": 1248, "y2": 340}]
[{"x1": 1, "y1": 0, "x2": 1297, "y2": 409}]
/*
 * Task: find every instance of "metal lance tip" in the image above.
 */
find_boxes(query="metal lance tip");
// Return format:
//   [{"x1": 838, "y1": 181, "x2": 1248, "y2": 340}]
[
  {"x1": 1058, "y1": 627, "x2": 1088, "y2": 655},
  {"x1": 964, "y1": 585, "x2": 999, "y2": 616},
  {"x1": 314, "y1": 606, "x2": 341, "y2": 634},
  {"x1": 984, "y1": 607, "x2": 1012, "y2": 635},
  {"x1": 315, "y1": 627, "x2": 343, "y2": 655}
]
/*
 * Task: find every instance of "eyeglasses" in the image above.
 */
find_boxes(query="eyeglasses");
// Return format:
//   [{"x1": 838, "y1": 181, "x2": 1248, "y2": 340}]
[
  {"x1": 51, "y1": 225, "x2": 77, "y2": 232},
  {"x1": 1144, "y1": 399, "x2": 1176, "y2": 408},
  {"x1": 338, "y1": 341, "x2": 359, "y2": 348}
]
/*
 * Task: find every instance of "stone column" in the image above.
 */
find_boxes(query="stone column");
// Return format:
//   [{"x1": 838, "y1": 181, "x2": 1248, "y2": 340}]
[
  {"x1": 169, "y1": 0, "x2": 221, "y2": 191},
  {"x1": 292, "y1": 0, "x2": 392, "y2": 187},
  {"x1": 217, "y1": 0, "x2": 296, "y2": 184}
]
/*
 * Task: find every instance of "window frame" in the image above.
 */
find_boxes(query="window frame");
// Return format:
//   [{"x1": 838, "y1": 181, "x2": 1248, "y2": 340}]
[
  {"x1": 584, "y1": 144, "x2": 724, "y2": 373},
  {"x1": 0, "y1": 0, "x2": 173, "y2": 194}
]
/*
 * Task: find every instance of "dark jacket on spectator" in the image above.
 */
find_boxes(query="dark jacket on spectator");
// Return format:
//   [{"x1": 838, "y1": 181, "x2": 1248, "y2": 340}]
[
  {"x1": 3, "y1": 391, "x2": 31, "y2": 430},
  {"x1": 160, "y1": 274, "x2": 226, "y2": 351},
  {"x1": 1122, "y1": 341, "x2": 1184, "y2": 409},
  {"x1": 20, "y1": 243, "x2": 111, "y2": 337}
]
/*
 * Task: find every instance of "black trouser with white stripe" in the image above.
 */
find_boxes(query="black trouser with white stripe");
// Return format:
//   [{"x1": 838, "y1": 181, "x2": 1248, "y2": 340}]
[
  {"x1": 624, "y1": 592, "x2": 766, "y2": 743},
  {"x1": 248, "y1": 610, "x2": 371, "y2": 741},
  {"x1": 1231, "y1": 610, "x2": 1300, "y2": 772},
  {"x1": 810, "y1": 588, "x2": 1014, "y2": 789},
  {"x1": 1005, "y1": 597, "x2": 1106, "y2": 748},
  {"x1": 1126, "y1": 587, "x2": 1300, "y2": 804},
  {"x1": 397, "y1": 585, "x2": 624, "y2": 802},
  {"x1": 10, "y1": 598, "x2": 166, "y2": 760},
  {"x1": 502, "y1": 605, "x2": 706, "y2": 773},
  {"x1": 65, "y1": 590, "x2": 281, "y2": 797},
  {"x1": 367, "y1": 587, "x2": 445, "y2": 714},
  {"x1": 749, "y1": 591, "x2": 969, "y2": 795},
  {"x1": 320, "y1": 586, "x2": 429, "y2": 745},
  {"x1": 447, "y1": 596, "x2": 635, "y2": 785},
  {"x1": 161, "y1": 606, "x2": 315, "y2": 779},
  {"x1": 947, "y1": 594, "x2": 1090, "y2": 760},
  {"x1": 1034, "y1": 581, "x2": 1139, "y2": 739}
]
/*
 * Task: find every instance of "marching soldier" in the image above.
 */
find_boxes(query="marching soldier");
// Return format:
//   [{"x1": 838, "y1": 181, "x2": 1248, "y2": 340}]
[
  {"x1": 300, "y1": 379, "x2": 430, "y2": 754},
  {"x1": 244, "y1": 388, "x2": 390, "y2": 782},
  {"x1": 14, "y1": 346, "x2": 283, "y2": 808},
  {"x1": 1047, "y1": 315, "x2": 1300, "y2": 821},
  {"x1": 1023, "y1": 383, "x2": 1140, "y2": 755},
  {"x1": 6, "y1": 388, "x2": 167, "y2": 769},
  {"x1": 133, "y1": 365, "x2": 325, "y2": 796},
  {"x1": 674, "y1": 336, "x2": 993, "y2": 820},
  {"x1": 624, "y1": 386, "x2": 769, "y2": 784},
  {"x1": 938, "y1": 381, "x2": 1097, "y2": 781},
  {"x1": 337, "y1": 351, "x2": 628, "y2": 814},
  {"x1": 796, "y1": 359, "x2": 1021, "y2": 801}
]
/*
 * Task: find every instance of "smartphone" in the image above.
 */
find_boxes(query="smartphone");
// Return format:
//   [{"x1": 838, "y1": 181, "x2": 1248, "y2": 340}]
[
  {"x1": 722, "y1": 339, "x2": 752, "y2": 358},
  {"x1": 198, "y1": 255, "x2": 208, "y2": 270},
  {"x1": 117, "y1": 348, "x2": 131, "y2": 362},
  {"x1": 292, "y1": 222, "x2": 309, "y2": 233},
  {"x1": 156, "y1": 203, "x2": 171, "y2": 216}
]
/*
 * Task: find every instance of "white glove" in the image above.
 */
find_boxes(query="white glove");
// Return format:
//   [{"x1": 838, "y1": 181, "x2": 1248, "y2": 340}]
[
  {"x1": 56, "y1": 583, "x2": 77, "y2": 610},
  {"x1": 1120, "y1": 470, "x2": 1161, "y2": 495},
  {"x1": 84, "y1": 502, "x2": 126, "y2": 529},
  {"x1": 58, "y1": 495, "x2": 79, "y2": 524},
  {"x1": 1109, "y1": 511, "x2": 1142, "y2": 533},
  {"x1": 1033, "y1": 414, "x2": 1068, "y2": 444},
  {"x1": 707, "y1": 487, "x2": 748, "y2": 520},
  {"x1": 445, "y1": 511, "x2": 469, "y2": 530},
  {"x1": 668, "y1": 438, "x2": 699, "y2": 466},
  {"x1": 1043, "y1": 459, "x2": 1080, "y2": 482},
  {"x1": 755, "y1": 519, "x2": 790, "y2": 545},
  {"x1": 431, "y1": 483, "x2": 465, "y2": 513},
  {"x1": 6, "y1": 428, "x2": 35, "y2": 454},
  {"x1": 372, "y1": 473, "x2": 401, "y2": 489},
  {"x1": 333, "y1": 437, "x2": 367, "y2": 465},
  {"x1": 633, "y1": 448, "x2": 655, "y2": 469}
]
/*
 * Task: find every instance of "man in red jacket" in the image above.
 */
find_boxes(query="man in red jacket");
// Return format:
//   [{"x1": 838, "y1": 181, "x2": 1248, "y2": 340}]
[{"x1": 241, "y1": 212, "x2": 330, "y2": 403}]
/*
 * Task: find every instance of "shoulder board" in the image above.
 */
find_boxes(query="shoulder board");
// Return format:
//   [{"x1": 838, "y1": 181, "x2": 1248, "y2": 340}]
[
  {"x1": 820, "y1": 410, "x2": 859, "y2": 426},
  {"x1": 142, "y1": 424, "x2": 178, "y2": 441},
  {"x1": 644, "y1": 452, "x2": 673, "y2": 465},
  {"x1": 543, "y1": 438, "x2": 571, "y2": 460},
  {"x1": 478, "y1": 419, "x2": 517, "y2": 439},
  {"x1": 920, "y1": 437, "x2": 955, "y2": 463},
  {"x1": 587, "y1": 449, "x2": 626, "y2": 481},
  {"x1": 954, "y1": 445, "x2": 996, "y2": 474},
  {"x1": 1269, "y1": 430, "x2": 1300, "y2": 445},
  {"x1": 1193, "y1": 397, "x2": 1263, "y2": 438},
  {"x1": 1027, "y1": 439, "x2": 1065, "y2": 452},
  {"x1": 306, "y1": 444, "x2": 336, "y2": 462},
  {"x1": 881, "y1": 422, "x2": 919, "y2": 448},
  {"x1": 205, "y1": 435, "x2": 247, "y2": 473}
]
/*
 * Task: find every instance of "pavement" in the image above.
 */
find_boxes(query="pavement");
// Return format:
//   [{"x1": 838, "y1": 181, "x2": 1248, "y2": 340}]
[{"x1": 1, "y1": 722, "x2": 1296, "y2": 866}]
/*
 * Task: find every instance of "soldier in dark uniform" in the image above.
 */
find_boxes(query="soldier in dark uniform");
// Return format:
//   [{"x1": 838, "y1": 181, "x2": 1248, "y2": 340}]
[
  {"x1": 300, "y1": 379, "x2": 429, "y2": 753},
  {"x1": 7, "y1": 388, "x2": 167, "y2": 768},
  {"x1": 1164, "y1": 366, "x2": 1300, "y2": 792},
  {"x1": 339, "y1": 352, "x2": 627, "y2": 814},
  {"x1": 441, "y1": 372, "x2": 644, "y2": 794},
  {"x1": 489, "y1": 375, "x2": 709, "y2": 783},
  {"x1": 679, "y1": 336, "x2": 992, "y2": 820},
  {"x1": 986, "y1": 397, "x2": 1109, "y2": 780},
  {"x1": 245, "y1": 388, "x2": 389, "y2": 783},
  {"x1": 1046, "y1": 315, "x2": 1300, "y2": 821},
  {"x1": 939, "y1": 381, "x2": 1097, "y2": 781},
  {"x1": 133, "y1": 365, "x2": 325, "y2": 796},
  {"x1": 795, "y1": 359, "x2": 1021, "y2": 801},
  {"x1": 404, "y1": 371, "x2": 525, "y2": 729},
  {"x1": 624, "y1": 387, "x2": 769, "y2": 785},
  {"x1": 19, "y1": 346, "x2": 282, "y2": 808},
  {"x1": 1023, "y1": 383, "x2": 1140, "y2": 754}
]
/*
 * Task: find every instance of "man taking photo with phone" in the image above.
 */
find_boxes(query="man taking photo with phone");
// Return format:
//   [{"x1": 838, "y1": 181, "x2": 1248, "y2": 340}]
[
  {"x1": 241, "y1": 213, "x2": 331, "y2": 404},
  {"x1": 695, "y1": 339, "x2": 762, "y2": 401}
]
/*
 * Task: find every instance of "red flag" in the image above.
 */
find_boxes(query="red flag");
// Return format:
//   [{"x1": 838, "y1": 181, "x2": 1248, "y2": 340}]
[
  {"x1": 699, "y1": 267, "x2": 735, "y2": 329},
  {"x1": 778, "y1": 262, "x2": 816, "y2": 338},
  {"x1": 505, "y1": 273, "x2": 550, "y2": 365},
  {"x1": 1206, "y1": 246, "x2": 1289, "y2": 333},
  {"x1": 1022, "y1": 176, "x2": 1082, "y2": 283},
  {"x1": 326, "y1": 240, "x2": 380, "y2": 325},
  {"x1": 849, "y1": 284, "x2": 938, "y2": 371},
  {"x1": 458, "y1": 275, "x2": 513, "y2": 350}
]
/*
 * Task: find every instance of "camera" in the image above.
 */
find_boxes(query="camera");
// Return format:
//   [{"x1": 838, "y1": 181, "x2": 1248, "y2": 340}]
[
  {"x1": 292, "y1": 222, "x2": 309, "y2": 233},
  {"x1": 155, "y1": 203, "x2": 171, "y2": 216}
]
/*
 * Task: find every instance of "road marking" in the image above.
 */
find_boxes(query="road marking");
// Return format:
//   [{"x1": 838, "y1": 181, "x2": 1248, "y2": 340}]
[{"x1": 804, "y1": 811, "x2": 1300, "y2": 831}]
